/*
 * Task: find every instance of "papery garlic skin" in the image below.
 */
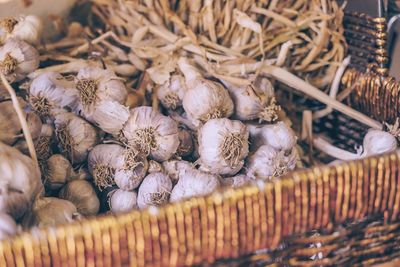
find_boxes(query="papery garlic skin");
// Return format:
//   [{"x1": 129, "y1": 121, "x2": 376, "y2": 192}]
[
  {"x1": 0, "y1": 38, "x2": 39, "y2": 82},
  {"x1": 45, "y1": 154, "x2": 74, "y2": 190},
  {"x1": 221, "y1": 174, "x2": 251, "y2": 188},
  {"x1": 114, "y1": 148, "x2": 149, "y2": 191},
  {"x1": 54, "y1": 113, "x2": 98, "y2": 164},
  {"x1": 148, "y1": 160, "x2": 163, "y2": 174},
  {"x1": 162, "y1": 160, "x2": 193, "y2": 183},
  {"x1": 30, "y1": 197, "x2": 80, "y2": 227},
  {"x1": 29, "y1": 72, "x2": 77, "y2": 118},
  {"x1": 137, "y1": 172, "x2": 172, "y2": 209},
  {"x1": 176, "y1": 127, "x2": 194, "y2": 157},
  {"x1": 59, "y1": 180, "x2": 100, "y2": 216},
  {"x1": 0, "y1": 15, "x2": 43, "y2": 45},
  {"x1": 170, "y1": 168, "x2": 220, "y2": 203},
  {"x1": 91, "y1": 100, "x2": 130, "y2": 135},
  {"x1": 121, "y1": 106, "x2": 179, "y2": 162},
  {"x1": 0, "y1": 142, "x2": 42, "y2": 219},
  {"x1": 109, "y1": 189, "x2": 137, "y2": 213},
  {"x1": 248, "y1": 122, "x2": 297, "y2": 153},
  {"x1": 246, "y1": 145, "x2": 298, "y2": 180},
  {"x1": 362, "y1": 129, "x2": 397, "y2": 157},
  {"x1": 73, "y1": 67, "x2": 127, "y2": 122},
  {"x1": 226, "y1": 79, "x2": 280, "y2": 122},
  {"x1": 198, "y1": 118, "x2": 249, "y2": 176},
  {"x1": 157, "y1": 74, "x2": 186, "y2": 110},
  {"x1": 88, "y1": 144, "x2": 124, "y2": 190},
  {"x1": 178, "y1": 58, "x2": 233, "y2": 124},
  {"x1": 0, "y1": 213, "x2": 18, "y2": 240}
]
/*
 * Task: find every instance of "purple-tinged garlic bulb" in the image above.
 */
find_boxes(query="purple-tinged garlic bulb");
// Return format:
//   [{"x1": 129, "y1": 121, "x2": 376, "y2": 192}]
[
  {"x1": 137, "y1": 172, "x2": 172, "y2": 209},
  {"x1": 198, "y1": 118, "x2": 249, "y2": 176}
]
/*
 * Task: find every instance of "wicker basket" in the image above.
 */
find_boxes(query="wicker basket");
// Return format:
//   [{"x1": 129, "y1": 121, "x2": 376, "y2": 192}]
[{"x1": 1, "y1": 4, "x2": 400, "y2": 267}]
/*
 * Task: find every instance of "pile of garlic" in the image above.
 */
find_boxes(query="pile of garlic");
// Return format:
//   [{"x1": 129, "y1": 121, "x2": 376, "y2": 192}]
[{"x1": 0, "y1": 14, "x2": 300, "y2": 240}]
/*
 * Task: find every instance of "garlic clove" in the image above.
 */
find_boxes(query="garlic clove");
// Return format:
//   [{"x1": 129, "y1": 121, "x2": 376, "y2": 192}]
[
  {"x1": 0, "y1": 142, "x2": 42, "y2": 219},
  {"x1": 198, "y1": 118, "x2": 249, "y2": 176},
  {"x1": 0, "y1": 38, "x2": 39, "y2": 82},
  {"x1": 44, "y1": 154, "x2": 74, "y2": 190},
  {"x1": 170, "y1": 168, "x2": 220, "y2": 203},
  {"x1": 29, "y1": 197, "x2": 80, "y2": 227},
  {"x1": 54, "y1": 112, "x2": 99, "y2": 164},
  {"x1": 137, "y1": 172, "x2": 172, "y2": 209},
  {"x1": 0, "y1": 213, "x2": 18, "y2": 240},
  {"x1": 109, "y1": 189, "x2": 138, "y2": 214},
  {"x1": 59, "y1": 180, "x2": 100, "y2": 216}
]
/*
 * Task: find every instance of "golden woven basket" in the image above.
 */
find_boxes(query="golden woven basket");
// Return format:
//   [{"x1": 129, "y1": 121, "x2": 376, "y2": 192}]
[{"x1": 1, "y1": 3, "x2": 400, "y2": 267}]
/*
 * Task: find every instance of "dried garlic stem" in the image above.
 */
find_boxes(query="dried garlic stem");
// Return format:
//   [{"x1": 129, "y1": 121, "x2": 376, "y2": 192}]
[
  {"x1": 0, "y1": 73, "x2": 38, "y2": 165},
  {"x1": 313, "y1": 137, "x2": 359, "y2": 161}
]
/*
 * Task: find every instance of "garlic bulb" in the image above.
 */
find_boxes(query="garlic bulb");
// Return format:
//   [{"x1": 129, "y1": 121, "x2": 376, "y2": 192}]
[
  {"x1": 109, "y1": 189, "x2": 137, "y2": 213},
  {"x1": 0, "y1": 38, "x2": 39, "y2": 82},
  {"x1": 224, "y1": 77, "x2": 280, "y2": 122},
  {"x1": 44, "y1": 154, "x2": 74, "y2": 190},
  {"x1": 248, "y1": 122, "x2": 297, "y2": 153},
  {"x1": 73, "y1": 67, "x2": 127, "y2": 125},
  {"x1": 0, "y1": 213, "x2": 18, "y2": 240},
  {"x1": 114, "y1": 148, "x2": 149, "y2": 191},
  {"x1": 29, "y1": 72, "x2": 77, "y2": 118},
  {"x1": 120, "y1": 106, "x2": 179, "y2": 162},
  {"x1": 0, "y1": 142, "x2": 42, "y2": 219},
  {"x1": 0, "y1": 100, "x2": 24, "y2": 145},
  {"x1": 30, "y1": 197, "x2": 80, "y2": 227},
  {"x1": 157, "y1": 74, "x2": 187, "y2": 110},
  {"x1": 0, "y1": 15, "x2": 43, "y2": 45},
  {"x1": 221, "y1": 174, "x2": 251, "y2": 188},
  {"x1": 137, "y1": 172, "x2": 172, "y2": 209},
  {"x1": 148, "y1": 160, "x2": 163, "y2": 174},
  {"x1": 59, "y1": 180, "x2": 100, "y2": 216},
  {"x1": 176, "y1": 127, "x2": 194, "y2": 157},
  {"x1": 170, "y1": 168, "x2": 220, "y2": 203},
  {"x1": 178, "y1": 58, "x2": 234, "y2": 124},
  {"x1": 88, "y1": 144, "x2": 124, "y2": 189},
  {"x1": 246, "y1": 145, "x2": 298, "y2": 180},
  {"x1": 26, "y1": 112, "x2": 42, "y2": 140},
  {"x1": 198, "y1": 118, "x2": 249, "y2": 176},
  {"x1": 91, "y1": 100, "x2": 130, "y2": 135},
  {"x1": 162, "y1": 160, "x2": 193, "y2": 183},
  {"x1": 54, "y1": 112, "x2": 98, "y2": 164}
]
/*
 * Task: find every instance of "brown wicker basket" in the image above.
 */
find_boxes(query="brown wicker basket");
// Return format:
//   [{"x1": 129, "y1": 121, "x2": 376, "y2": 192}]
[{"x1": 1, "y1": 3, "x2": 400, "y2": 267}]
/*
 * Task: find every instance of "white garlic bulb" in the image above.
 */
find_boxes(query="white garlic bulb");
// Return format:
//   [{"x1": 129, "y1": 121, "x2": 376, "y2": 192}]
[
  {"x1": 91, "y1": 100, "x2": 130, "y2": 135},
  {"x1": 248, "y1": 122, "x2": 297, "y2": 153},
  {"x1": 29, "y1": 72, "x2": 77, "y2": 118},
  {"x1": 0, "y1": 142, "x2": 42, "y2": 219},
  {"x1": 0, "y1": 15, "x2": 43, "y2": 45},
  {"x1": 120, "y1": 106, "x2": 179, "y2": 162},
  {"x1": 0, "y1": 38, "x2": 39, "y2": 82},
  {"x1": 221, "y1": 174, "x2": 251, "y2": 188},
  {"x1": 178, "y1": 58, "x2": 234, "y2": 124},
  {"x1": 362, "y1": 129, "x2": 397, "y2": 157},
  {"x1": 246, "y1": 145, "x2": 298, "y2": 180},
  {"x1": 73, "y1": 67, "x2": 128, "y2": 125},
  {"x1": 157, "y1": 74, "x2": 187, "y2": 110},
  {"x1": 0, "y1": 213, "x2": 18, "y2": 240},
  {"x1": 137, "y1": 172, "x2": 172, "y2": 209},
  {"x1": 198, "y1": 118, "x2": 249, "y2": 176},
  {"x1": 88, "y1": 144, "x2": 124, "y2": 189},
  {"x1": 59, "y1": 180, "x2": 100, "y2": 216},
  {"x1": 114, "y1": 148, "x2": 149, "y2": 191},
  {"x1": 44, "y1": 154, "x2": 74, "y2": 190},
  {"x1": 30, "y1": 197, "x2": 80, "y2": 227},
  {"x1": 224, "y1": 77, "x2": 280, "y2": 122},
  {"x1": 54, "y1": 112, "x2": 98, "y2": 164},
  {"x1": 162, "y1": 160, "x2": 194, "y2": 183},
  {"x1": 170, "y1": 168, "x2": 220, "y2": 203},
  {"x1": 109, "y1": 189, "x2": 137, "y2": 214}
]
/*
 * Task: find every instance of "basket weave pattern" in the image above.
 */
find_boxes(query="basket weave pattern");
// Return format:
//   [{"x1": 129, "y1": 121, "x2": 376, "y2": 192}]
[{"x1": 1, "y1": 152, "x2": 399, "y2": 266}]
